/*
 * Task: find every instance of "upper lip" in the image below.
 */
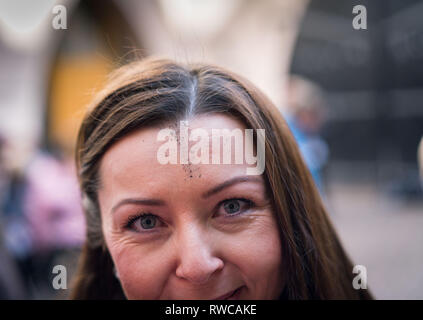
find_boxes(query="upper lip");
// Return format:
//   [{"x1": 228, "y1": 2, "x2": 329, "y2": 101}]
[{"x1": 214, "y1": 286, "x2": 241, "y2": 300}]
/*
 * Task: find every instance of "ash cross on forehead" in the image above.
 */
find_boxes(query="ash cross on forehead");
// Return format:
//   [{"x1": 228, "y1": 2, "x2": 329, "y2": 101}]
[{"x1": 156, "y1": 121, "x2": 265, "y2": 175}]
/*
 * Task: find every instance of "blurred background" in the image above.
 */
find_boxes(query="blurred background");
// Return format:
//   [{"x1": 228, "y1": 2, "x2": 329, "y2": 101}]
[{"x1": 0, "y1": 0, "x2": 422, "y2": 299}]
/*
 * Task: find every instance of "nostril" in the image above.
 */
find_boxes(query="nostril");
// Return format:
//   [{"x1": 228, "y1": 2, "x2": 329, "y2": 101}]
[
  {"x1": 175, "y1": 255, "x2": 224, "y2": 285},
  {"x1": 176, "y1": 268, "x2": 211, "y2": 285}
]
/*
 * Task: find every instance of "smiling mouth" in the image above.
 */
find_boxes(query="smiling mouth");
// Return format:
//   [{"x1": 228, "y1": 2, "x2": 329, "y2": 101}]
[{"x1": 214, "y1": 286, "x2": 243, "y2": 300}]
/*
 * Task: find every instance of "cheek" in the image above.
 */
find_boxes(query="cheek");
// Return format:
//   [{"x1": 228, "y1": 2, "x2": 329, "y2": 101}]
[
  {"x1": 100, "y1": 210, "x2": 171, "y2": 299},
  {"x1": 228, "y1": 214, "x2": 281, "y2": 264},
  {"x1": 221, "y1": 215, "x2": 283, "y2": 296},
  {"x1": 106, "y1": 238, "x2": 174, "y2": 300},
  {"x1": 247, "y1": 224, "x2": 282, "y2": 279}
]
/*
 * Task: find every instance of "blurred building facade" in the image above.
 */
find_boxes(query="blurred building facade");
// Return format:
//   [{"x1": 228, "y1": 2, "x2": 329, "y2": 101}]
[
  {"x1": 0, "y1": 0, "x2": 308, "y2": 162},
  {"x1": 291, "y1": 0, "x2": 423, "y2": 198}
]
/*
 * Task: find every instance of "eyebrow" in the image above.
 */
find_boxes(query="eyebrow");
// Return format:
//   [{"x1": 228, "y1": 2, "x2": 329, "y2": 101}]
[
  {"x1": 111, "y1": 198, "x2": 165, "y2": 214},
  {"x1": 111, "y1": 176, "x2": 263, "y2": 214},
  {"x1": 201, "y1": 176, "x2": 263, "y2": 199}
]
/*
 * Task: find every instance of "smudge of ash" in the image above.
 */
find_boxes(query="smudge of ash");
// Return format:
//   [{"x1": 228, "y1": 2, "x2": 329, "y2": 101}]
[
  {"x1": 167, "y1": 120, "x2": 203, "y2": 180},
  {"x1": 182, "y1": 161, "x2": 202, "y2": 180}
]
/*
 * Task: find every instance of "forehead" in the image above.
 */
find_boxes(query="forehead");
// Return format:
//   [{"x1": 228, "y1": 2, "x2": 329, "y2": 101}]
[{"x1": 98, "y1": 113, "x2": 257, "y2": 195}]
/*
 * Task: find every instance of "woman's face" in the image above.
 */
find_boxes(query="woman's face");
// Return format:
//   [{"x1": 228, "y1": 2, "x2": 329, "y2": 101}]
[{"x1": 98, "y1": 113, "x2": 284, "y2": 299}]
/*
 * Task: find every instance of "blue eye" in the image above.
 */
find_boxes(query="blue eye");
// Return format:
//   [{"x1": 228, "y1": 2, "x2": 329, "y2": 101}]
[
  {"x1": 139, "y1": 214, "x2": 156, "y2": 229},
  {"x1": 223, "y1": 199, "x2": 241, "y2": 214},
  {"x1": 126, "y1": 213, "x2": 161, "y2": 232},
  {"x1": 218, "y1": 198, "x2": 254, "y2": 217}
]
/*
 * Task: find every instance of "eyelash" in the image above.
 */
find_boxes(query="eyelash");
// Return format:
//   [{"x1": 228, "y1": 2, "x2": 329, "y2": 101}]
[
  {"x1": 123, "y1": 198, "x2": 256, "y2": 231},
  {"x1": 124, "y1": 213, "x2": 152, "y2": 229},
  {"x1": 214, "y1": 197, "x2": 255, "y2": 218}
]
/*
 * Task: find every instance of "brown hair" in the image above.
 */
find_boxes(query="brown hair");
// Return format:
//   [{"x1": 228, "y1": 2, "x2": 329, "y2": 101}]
[{"x1": 70, "y1": 56, "x2": 372, "y2": 300}]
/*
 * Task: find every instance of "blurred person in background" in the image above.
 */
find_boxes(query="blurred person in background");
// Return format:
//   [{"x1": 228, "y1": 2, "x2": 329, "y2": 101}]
[
  {"x1": 0, "y1": 136, "x2": 85, "y2": 298},
  {"x1": 24, "y1": 149, "x2": 85, "y2": 252},
  {"x1": 284, "y1": 75, "x2": 329, "y2": 194},
  {"x1": 0, "y1": 134, "x2": 26, "y2": 299},
  {"x1": 20, "y1": 148, "x2": 85, "y2": 298}
]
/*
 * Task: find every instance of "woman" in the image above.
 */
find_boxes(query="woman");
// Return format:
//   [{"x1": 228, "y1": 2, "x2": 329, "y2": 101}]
[{"x1": 70, "y1": 57, "x2": 371, "y2": 299}]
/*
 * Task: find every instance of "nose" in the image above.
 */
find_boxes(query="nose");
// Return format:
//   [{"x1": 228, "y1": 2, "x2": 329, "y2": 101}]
[{"x1": 175, "y1": 224, "x2": 224, "y2": 285}]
